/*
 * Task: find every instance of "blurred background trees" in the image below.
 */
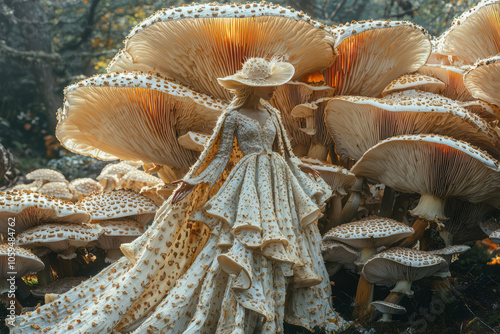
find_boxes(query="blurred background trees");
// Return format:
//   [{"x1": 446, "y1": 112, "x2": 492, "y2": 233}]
[{"x1": 0, "y1": 0, "x2": 478, "y2": 173}]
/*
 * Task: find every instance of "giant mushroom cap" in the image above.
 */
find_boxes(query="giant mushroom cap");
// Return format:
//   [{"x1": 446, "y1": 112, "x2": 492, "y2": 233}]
[
  {"x1": 417, "y1": 64, "x2": 473, "y2": 101},
  {"x1": 120, "y1": 170, "x2": 162, "y2": 193},
  {"x1": 317, "y1": 20, "x2": 431, "y2": 97},
  {"x1": 57, "y1": 72, "x2": 226, "y2": 173},
  {"x1": 464, "y1": 55, "x2": 500, "y2": 107},
  {"x1": 370, "y1": 301, "x2": 406, "y2": 322},
  {"x1": 0, "y1": 190, "x2": 91, "y2": 234},
  {"x1": 107, "y1": 2, "x2": 337, "y2": 101},
  {"x1": 325, "y1": 92, "x2": 500, "y2": 160},
  {"x1": 69, "y1": 178, "x2": 103, "y2": 201},
  {"x1": 382, "y1": 73, "x2": 446, "y2": 96},
  {"x1": 299, "y1": 157, "x2": 356, "y2": 196},
  {"x1": 94, "y1": 220, "x2": 145, "y2": 262},
  {"x1": 77, "y1": 189, "x2": 158, "y2": 225},
  {"x1": 437, "y1": 0, "x2": 500, "y2": 65},
  {"x1": 362, "y1": 247, "x2": 448, "y2": 295},
  {"x1": 350, "y1": 134, "x2": 500, "y2": 219}
]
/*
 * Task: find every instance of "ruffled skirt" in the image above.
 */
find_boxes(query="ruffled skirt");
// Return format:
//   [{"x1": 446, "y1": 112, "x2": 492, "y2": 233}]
[{"x1": 11, "y1": 153, "x2": 348, "y2": 334}]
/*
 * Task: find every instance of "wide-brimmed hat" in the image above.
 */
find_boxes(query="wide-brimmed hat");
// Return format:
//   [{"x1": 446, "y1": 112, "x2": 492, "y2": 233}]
[{"x1": 218, "y1": 57, "x2": 295, "y2": 89}]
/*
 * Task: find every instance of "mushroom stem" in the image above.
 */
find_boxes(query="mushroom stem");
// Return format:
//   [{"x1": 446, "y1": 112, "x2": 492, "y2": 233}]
[
  {"x1": 354, "y1": 273, "x2": 374, "y2": 321},
  {"x1": 357, "y1": 247, "x2": 377, "y2": 265},
  {"x1": 379, "y1": 313, "x2": 393, "y2": 322},
  {"x1": 340, "y1": 177, "x2": 364, "y2": 224},
  {"x1": 325, "y1": 195, "x2": 343, "y2": 230},
  {"x1": 383, "y1": 290, "x2": 407, "y2": 306},
  {"x1": 379, "y1": 186, "x2": 395, "y2": 218},
  {"x1": 391, "y1": 193, "x2": 410, "y2": 222},
  {"x1": 391, "y1": 280, "x2": 413, "y2": 296},
  {"x1": 307, "y1": 143, "x2": 329, "y2": 161},
  {"x1": 399, "y1": 218, "x2": 429, "y2": 248},
  {"x1": 410, "y1": 194, "x2": 446, "y2": 222},
  {"x1": 439, "y1": 230, "x2": 453, "y2": 246}
]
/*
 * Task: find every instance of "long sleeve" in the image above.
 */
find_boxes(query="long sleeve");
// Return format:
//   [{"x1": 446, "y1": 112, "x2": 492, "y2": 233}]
[{"x1": 183, "y1": 112, "x2": 237, "y2": 186}]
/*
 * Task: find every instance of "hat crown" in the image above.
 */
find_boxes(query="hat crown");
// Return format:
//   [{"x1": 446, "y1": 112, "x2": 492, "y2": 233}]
[{"x1": 241, "y1": 58, "x2": 272, "y2": 80}]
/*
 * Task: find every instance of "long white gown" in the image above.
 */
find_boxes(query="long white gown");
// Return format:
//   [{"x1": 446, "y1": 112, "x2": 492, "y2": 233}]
[{"x1": 11, "y1": 102, "x2": 348, "y2": 333}]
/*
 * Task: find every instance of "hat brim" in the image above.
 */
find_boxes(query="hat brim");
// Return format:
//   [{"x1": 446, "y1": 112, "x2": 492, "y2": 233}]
[{"x1": 218, "y1": 62, "x2": 295, "y2": 90}]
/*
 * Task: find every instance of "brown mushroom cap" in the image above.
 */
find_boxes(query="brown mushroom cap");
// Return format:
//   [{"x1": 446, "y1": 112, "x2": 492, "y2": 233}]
[
  {"x1": 490, "y1": 229, "x2": 500, "y2": 244},
  {"x1": 325, "y1": 92, "x2": 500, "y2": 160},
  {"x1": 350, "y1": 134, "x2": 500, "y2": 209},
  {"x1": 324, "y1": 217, "x2": 414, "y2": 249},
  {"x1": 382, "y1": 73, "x2": 446, "y2": 96},
  {"x1": 26, "y1": 169, "x2": 66, "y2": 184},
  {"x1": 362, "y1": 247, "x2": 448, "y2": 289},
  {"x1": 16, "y1": 223, "x2": 103, "y2": 253},
  {"x1": 77, "y1": 189, "x2": 158, "y2": 224},
  {"x1": 57, "y1": 72, "x2": 226, "y2": 171},
  {"x1": 438, "y1": 0, "x2": 500, "y2": 65},
  {"x1": 464, "y1": 55, "x2": 500, "y2": 107},
  {"x1": 0, "y1": 244, "x2": 44, "y2": 278},
  {"x1": 107, "y1": 3, "x2": 336, "y2": 101},
  {"x1": 38, "y1": 182, "x2": 73, "y2": 201},
  {"x1": 319, "y1": 20, "x2": 431, "y2": 97},
  {"x1": 0, "y1": 190, "x2": 91, "y2": 234}
]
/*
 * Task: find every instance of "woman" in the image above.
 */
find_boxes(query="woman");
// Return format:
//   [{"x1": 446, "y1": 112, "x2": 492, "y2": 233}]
[{"x1": 12, "y1": 58, "x2": 347, "y2": 333}]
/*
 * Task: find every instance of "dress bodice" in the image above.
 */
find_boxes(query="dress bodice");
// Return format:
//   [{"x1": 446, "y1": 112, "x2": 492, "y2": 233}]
[{"x1": 234, "y1": 111, "x2": 276, "y2": 155}]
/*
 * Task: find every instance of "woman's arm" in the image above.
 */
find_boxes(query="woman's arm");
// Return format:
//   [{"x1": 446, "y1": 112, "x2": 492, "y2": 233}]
[{"x1": 172, "y1": 113, "x2": 237, "y2": 203}]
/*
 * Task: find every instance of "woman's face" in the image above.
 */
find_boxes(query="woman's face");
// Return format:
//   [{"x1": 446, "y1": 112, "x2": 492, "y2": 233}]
[{"x1": 254, "y1": 86, "x2": 277, "y2": 101}]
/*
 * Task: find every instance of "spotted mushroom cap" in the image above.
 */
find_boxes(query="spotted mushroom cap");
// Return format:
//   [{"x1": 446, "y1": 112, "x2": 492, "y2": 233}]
[
  {"x1": 490, "y1": 229, "x2": 500, "y2": 244},
  {"x1": 94, "y1": 220, "x2": 145, "y2": 250},
  {"x1": 325, "y1": 91, "x2": 500, "y2": 160},
  {"x1": 69, "y1": 178, "x2": 103, "y2": 200},
  {"x1": 299, "y1": 157, "x2": 355, "y2": 195},
  {"x1": 77, "y1": 189, "x2": 158, "y2": 225},
  {"x1": 464, "y1": 55, "x2": 500, "y2": 107},
  {"x1": 437, "y1": 0, "x2": 500, "y2": 65},
  {"x1": 321, "y1": 239, "x2": 358, "y2": 264},
  {"x1": 120, "y1": 170, "x2": 162, "y2": 193},
  {"x1": 479, "y1": 218, "x2": 500, "y2": 236},
  {"x1": 323, "y1": 217, "x2": 414, "y2": 249},
  {"x1": 351, "y1": 134, "x2": 500, "y2": 208},
  {"x1": 57, "y1": 72, "x2": 226, "y2": 170},
  {"x1": 16, "y1": 223, "x2": 103, "y2": 253},
  {"x1": 382, "y1": 73, "x2": 446, "y2": 96},
  {"x1": 370, "y1": 301, "x2": 406, "y2": 315},
  {"x1": 317, "y1": 20, "x2": 431, "y2": 97},
  {"x1": 107, "y1": 2, "x2": 337, "y2": 101},
  {"x1": 26, "y1": 169, "x2": 66, "y2": 183},
  {"x1": 0, "y1": 190, "x2": 91, "y2": 234},
  {"x1": 0, "y1": 244, "x2": 44, "y2": 278},
  {"x1": 362, "y1": 247, "x2": 448, "y2": 287},
  {"x1": 38, "y1": 182, "x2": 73, "y2": 201},
  {"x1": 417, "y1": 64, "x2": 473, "y2": 101},
  {"x1": 428, "y1": 245, "x2": 471, "y2": 263}
]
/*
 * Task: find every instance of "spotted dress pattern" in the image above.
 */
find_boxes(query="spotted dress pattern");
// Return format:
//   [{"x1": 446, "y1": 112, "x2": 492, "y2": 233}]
[{"x1": 11, "y1": 103, "x2": 348, "y2": 334}]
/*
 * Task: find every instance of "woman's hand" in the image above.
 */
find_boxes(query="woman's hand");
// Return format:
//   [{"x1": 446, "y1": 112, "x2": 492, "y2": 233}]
[
  {"x1": 298, "y1": 164, "x2": 320, "y2": 179},
  {"x1": 171, "y1": 180, "x2": 196, "y2": 204}
]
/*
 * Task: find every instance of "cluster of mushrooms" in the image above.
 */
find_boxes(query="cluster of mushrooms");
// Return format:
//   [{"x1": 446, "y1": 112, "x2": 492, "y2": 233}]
[
  {"x1": 2, "y1": 0, "x2": 500, "y2": 329},
  {"x1": 0, "y1": 162, "x2": 165, "y2": 309}
]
